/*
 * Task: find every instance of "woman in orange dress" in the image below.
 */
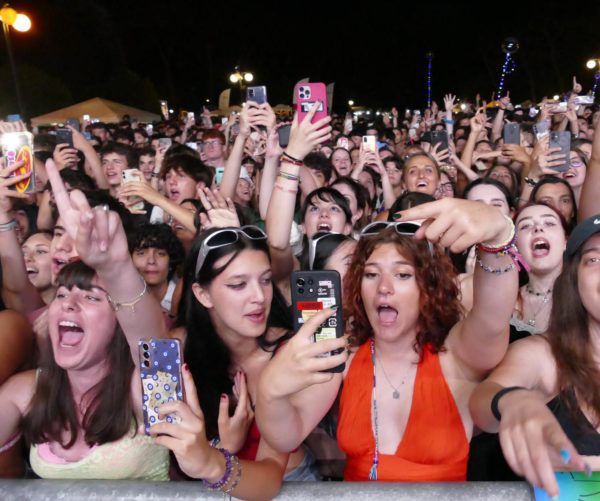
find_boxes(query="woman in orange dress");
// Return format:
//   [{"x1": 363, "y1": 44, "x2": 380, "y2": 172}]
[{"x1": 256, "y1": 197, "x2": 520, "y2": 481}]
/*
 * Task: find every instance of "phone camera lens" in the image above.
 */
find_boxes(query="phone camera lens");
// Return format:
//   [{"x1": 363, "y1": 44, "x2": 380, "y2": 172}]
[
  {"x1": 308, "y1": 279, "x2": 314, "y2": 285},
  {"x1": 142, "y1": 343, "x2": 149, "y2": 351},
  {"x1": 143, "y1": 351, "x2": 150, "y2": 359},
  {"x1": 143, "y1": 360, "x2": 150, "y2": 368},
  {"x1": 296, "y1": 278, "x2": 305, "y2": 286},
  {"x1": 309, "y1": 288, "x2": 314, "y2": 293},
  {"x1": 298, "y1": 288, "x2": 304, "y2": 294}
]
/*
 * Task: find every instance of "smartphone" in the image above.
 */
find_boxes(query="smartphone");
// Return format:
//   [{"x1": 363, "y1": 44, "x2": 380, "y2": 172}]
[
  {"x1": 430, "y1": 130, "x2": 449, "y2": 151},
  {"x1": 278, "y1": 124, "x2": 291, "y2": 148},
  {"x1": 291, "y1": 270, "x2": 345, "y2": 373},
  {"x1": 362, "y1": 135, "x2": 377, "y2": 153},
  {"x1": 549, "y1": 131, "x2": 571, "y2": 172},
  {"x1": 55, "y1": 128, "x2": 74, "y2": 148},
  {"x1": 215, "y1": 166, "x2": 225, "y2": 185},
  {"x1": 185, "y1": 142, "x2": 198, "y2": 151},
  {"x1": 188, "y1": 111, "x2": 195, "y2": 122},
  {"x1": 139, "y1": 339, "x2": 183, "y2": 434},
  {"x1": 575, "y1": 95, "x2": 594, "y2": 105},
  {"x1": 548, "y1": 102, "x2": 567, "y2": 113},
  {"x1": 82, "y1": 114, "x2": 91, "y2": 122},
  {"x1": 221, "y1": 117, "x2": 228, "y2": 126},
  {"x1": 503, "y1": 123, "x2": 520, "y2": 145},
  {"x1": 6, "y1": 114, "x2": 21, "y2": 123},
  {"x1": 337, "y1": 137, "x2": 349, "y2": 150},
  {"x1": 83, "y1": 131, "x2": 92, "y2": 140},
  {"x1": 1, "y1": 131, "x2": 35, "y2": 194},
  {"x1": 146, "y1": 124, "x2": 154, "y2": 135},
  {"x1": 158, "y1": 137, "x2": 172, "y2": 149},
  {"x1": 296, "y1": 83, "x2": 328, "y2": 124},
  {"x1": 121, "y1": 169, "x2": 145, "y2": 211},
  {"x1": 246, "y1": 86, "x2": 267, "y2": 106},
  {"x1": 66, "y1": 117, "x2": 80, "y2": 132}
]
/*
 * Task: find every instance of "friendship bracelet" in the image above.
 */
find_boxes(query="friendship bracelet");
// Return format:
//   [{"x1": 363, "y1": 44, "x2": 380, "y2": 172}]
[
  {"x1": 475, "y1": 247, "x2": 516, "y2": 274},
  {"x1": 106, "y1": 275, "x2": 148, "y2": 313},
  {"x1": 278, "y1": 170, "x2": 300, "y2": 182},
  {"x1": 478, "y1": 215, "x2": 516, "y2": 251},
  {"x1": 274, "y1": 182, "x2": 298, "y2": 194},
  {"x1": 281, "y1": 151, "x2": 304, "y2": 164},
  {"x1": 491, "y1": 386, "x2": 526, "y2": 421},
  {"x1": 202, "y1": 448, "x2": 234, "y2": 491},
  {"x1": 0, "y1": 219, "x2": 17, "y2": 232}
]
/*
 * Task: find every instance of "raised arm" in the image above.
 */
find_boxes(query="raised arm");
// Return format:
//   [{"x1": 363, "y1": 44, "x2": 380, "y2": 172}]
[
  {"x1": 491, "y1": 93, "x2": 510, "y2": 142},
  {"x1": 265, "y1": 104, "x2": 331, "y2": 281},
  {"x1": 0, "y1": 161, "x2": 45, "y2": 313},
  {"x1": 461, "y1": 108, "x2": 487, "y2": 168},
  {"x1": 259, "y1": 125, "x2": 284, "y2": 220},
  {"x1": 399, "y1": 198, "x2": 519, "y2": 375},
  {"x1": 255, "y1": 307, "x2": 347, "y2": 453},
  {"x1": 578, "y1": 119, "x2": 600, "y2": 221},
  {"x1": 46, "y1": 160, "x2": 166, "y2": 363},
  {"x1": 69, "y1": 126, "x2": 109, "y2": 189}
]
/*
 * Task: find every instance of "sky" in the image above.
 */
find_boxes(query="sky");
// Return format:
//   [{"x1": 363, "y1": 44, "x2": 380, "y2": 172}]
[{"x1": 5, "y1": 0, "x2": 600, "y2": 116}]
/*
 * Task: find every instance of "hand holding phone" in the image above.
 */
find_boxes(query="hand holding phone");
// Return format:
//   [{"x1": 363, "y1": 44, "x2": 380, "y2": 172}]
[
  {"x1": 295, "y1": 83, "x2": 328, "y2": 125},
  {"x1": 362, "y1": 135, "x2": 377, "y2": 153},
  {"x1": 285, "y1": 102, "x2": 332, "y2": 160},
  {"x1": 121, "y1": 169, "x2": 145, "y2": 211},
  {"x1": 55, "y1": 128, "x2": 74, "y2": 148},
  {"x1": 503, "y1": 123, "x2": 520, "y2": 145},
  {"x1": 139, "y1": 339, "x2": 183, "y2": 434},
  {"x1": 548, "y1": 131, "x2": 571, "y2": 172},
  {"x1": 291, "y1": 270, "x2": 345, "y2": 373}
]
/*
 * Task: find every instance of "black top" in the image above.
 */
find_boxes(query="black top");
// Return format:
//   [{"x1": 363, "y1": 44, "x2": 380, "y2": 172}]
[{"x1": 549, "y1": 394, "x2": 600, "y2": 455}]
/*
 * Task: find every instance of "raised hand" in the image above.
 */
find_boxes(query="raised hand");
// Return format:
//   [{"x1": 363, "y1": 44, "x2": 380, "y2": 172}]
[
  {"x1": 0, "y1": 159, "x2": 32, "y2": 213},
  {"x1": 0, "y1": 120, "x2": 26, "y2": 134},
  {"x1": 396, "y1": 198, "x2": 511, "y2": 253},
  {"x1": 498, "y1": 91, "x2": 511, "y2": 110},
  {"x1": 53, "y1": 143, "x2": 79, "y2": 170},
  {"x1": 469, "y1": 107, "x2": 487, "y2": 135},
  {"x1": 285, "y1": 102, "x2": 332, "y2": 160},
  {"x1": 150, "y1": 364, "x2": 222, "y2": 480},
  {"x1": 444, "y1": 94, "x2": 456, "y2": 112},
  {"x1": 258, "y1": 307, "x2": 347, "y2": 400},
  {"x1": 430, "y1": 142, "x2": 450, "y2": 165},
  {"x1": 572, "y1": 75, "x2": 582, "y2": 95},
  {"x1": 265, "y1": 123, "x2": 286, "y2": 160},
  {"x1": 217, "y1": 370, "x2": 255, "y2": 454},
  {"x1": 198, "y1": 187, "x2": 240, "y2": 230}
]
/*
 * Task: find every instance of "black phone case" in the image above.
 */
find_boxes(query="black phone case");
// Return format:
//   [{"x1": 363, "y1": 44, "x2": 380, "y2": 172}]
[
  {"x1": 503, "y1": 123, "x2": 520, "y2": 145},
  {"x1": 430, "y1": 130, "x2": 448, "y2": 151},
  {"x1": 278, "y1": 124, "x2": 291, "y2": 148},
  {"x1": 291, "y1": 270, "x2": 345, "y2": 373},
  {"x1": 55, "y1": 128, "x2": 74, "y2": 148},
  {"x1": 549, "y1": 131, "x2": 571, "y2": 172}
]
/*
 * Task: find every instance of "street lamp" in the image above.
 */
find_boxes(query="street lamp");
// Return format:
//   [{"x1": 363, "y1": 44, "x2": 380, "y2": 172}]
[
  {"x1": 348, "y1": 99, "x2": 354, "y2": 106},
  {"x1": 229, "y1": 67, "x2": 253, "y2": 90},
  {"x1": 0, "y1": 5, "x2": 31, "y2": 116},
  {"x1": 586, "y1": 59, "x2": 598, "y2": 70}
]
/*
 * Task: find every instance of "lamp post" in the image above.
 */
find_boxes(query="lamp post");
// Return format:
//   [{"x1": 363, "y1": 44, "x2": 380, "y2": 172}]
[
  {"x1": 0, "y1": 5, "x2": 31, "y2": 116},
  {"x1": 229, "y1": 66, "x2": 253, "y2": 92},
  {"x1": 585, "y1": 58, "x2": 600, "y2": 98}
]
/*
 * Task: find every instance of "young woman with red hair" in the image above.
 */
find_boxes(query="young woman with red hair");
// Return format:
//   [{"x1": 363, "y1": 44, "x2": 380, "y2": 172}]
[{"x1": 256, "y1": 197, "x2": 520, "y2": 482}]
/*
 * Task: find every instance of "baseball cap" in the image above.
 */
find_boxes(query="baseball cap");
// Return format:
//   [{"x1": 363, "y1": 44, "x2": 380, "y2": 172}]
[{"x1": 565, "y1": 214, "x2": 600, "y2": 258}]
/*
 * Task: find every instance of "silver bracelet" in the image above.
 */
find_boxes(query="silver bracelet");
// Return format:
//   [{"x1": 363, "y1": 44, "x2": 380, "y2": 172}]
[{"x1": 106, "y1": 275, "x2": 147, "y2": 313}]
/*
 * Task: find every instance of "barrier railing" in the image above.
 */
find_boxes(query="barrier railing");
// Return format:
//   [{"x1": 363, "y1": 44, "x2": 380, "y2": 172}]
[{"x1": 0, "y1": 479, "x2": 534, "y2": 500}]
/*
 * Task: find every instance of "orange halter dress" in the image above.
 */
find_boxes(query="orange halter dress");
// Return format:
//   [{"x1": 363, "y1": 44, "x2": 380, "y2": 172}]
[{"x1": 337, "y1": 340, "x2": 469, "y2": 481}]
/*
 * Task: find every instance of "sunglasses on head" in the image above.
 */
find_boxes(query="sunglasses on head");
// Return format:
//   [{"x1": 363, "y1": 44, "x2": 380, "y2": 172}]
[
  {"x1": 195, "y1": 225, "x2": 267, "y2": 275},
  {"x1": 359, "y1": 220, "x2": 434, "y2": 254},
  {"x1": 308, "y1": 231, "x2": 342, "y2": 271}
]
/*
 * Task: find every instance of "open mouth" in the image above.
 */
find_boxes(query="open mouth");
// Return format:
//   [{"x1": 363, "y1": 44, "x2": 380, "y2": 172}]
[
  {"x1": 168, "y1": 189, "x2": 180, "y2": 200},
  {"x1": 416, "y1": 180, "x2": 428, "y2": 188},
  {"x1": 531, "y1": 237, "x2": 550, "y2": 257},
  {"x1": 318, "y1": 223, "x2": 331, "y2": 231},
  {"x1": 52, "y1": 258, "x2": 67, "y2": 274},
  {"x1": 26, "y1": 266, "x2": 39, "y2": 277},
  {"x1": 58, "y1": 320, "x2": 84, "y2": 348},
  {"x1": 377, "y1": 305, "x2": 398, "y2": 325},
  {"x1": 246, "y1": 309, "x2": 265, "y2": 323}
]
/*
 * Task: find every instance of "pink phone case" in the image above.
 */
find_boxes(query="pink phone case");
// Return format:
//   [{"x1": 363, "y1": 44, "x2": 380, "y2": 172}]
[{"x1": 296, "y1": 83, "x2": 328, "y2": 124}]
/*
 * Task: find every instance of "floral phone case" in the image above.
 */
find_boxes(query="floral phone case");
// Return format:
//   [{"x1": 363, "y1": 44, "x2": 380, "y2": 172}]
[{"x1": 139, "y1": 339, "x2": 183, "y2": 434}]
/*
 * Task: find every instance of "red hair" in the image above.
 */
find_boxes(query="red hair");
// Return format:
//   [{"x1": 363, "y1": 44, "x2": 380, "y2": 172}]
[{"x1": 344, "y1": 228, "x2": 463, "y2": 358}]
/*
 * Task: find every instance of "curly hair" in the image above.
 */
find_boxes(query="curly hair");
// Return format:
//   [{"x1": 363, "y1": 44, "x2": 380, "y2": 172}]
[{"x1": 343, "y1": 228, "x2": 462, "y2": 358}]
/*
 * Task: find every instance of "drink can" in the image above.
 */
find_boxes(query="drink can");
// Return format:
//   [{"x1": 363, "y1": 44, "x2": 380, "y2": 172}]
[{"x1": 1, "y1": 131, "x2": 34, "y2": 193}]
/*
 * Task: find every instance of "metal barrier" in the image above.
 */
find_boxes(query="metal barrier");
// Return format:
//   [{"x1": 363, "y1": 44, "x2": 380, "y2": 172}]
[{"x1": 0, "y1": 479, "x2": 534, "y2": 500}]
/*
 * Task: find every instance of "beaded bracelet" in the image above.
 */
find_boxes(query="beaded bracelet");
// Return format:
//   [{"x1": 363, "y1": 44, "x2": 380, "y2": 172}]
[
  {"x1": 475, "y1": 247, "x2": 516, "y2": 274},
  {"x1": 278, "y1": 170, "x2": 300, "y2": 182},
  {"x1": 202, "y1": 448, "x2": 234, "y2": 491},
  {"x1": 478, "y1": 215, "x2": 515, "y2": 251}
]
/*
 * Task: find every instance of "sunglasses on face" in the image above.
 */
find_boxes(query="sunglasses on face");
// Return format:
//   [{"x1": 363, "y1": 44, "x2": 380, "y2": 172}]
[
  {"x1": 195, "y1": 226, "x2": 267, "y2": 275},
  {"x1": 307, "y1": 231, "x2": 342, "y2": 271},
  {"x1": 359, "y1": 220, "x2": 434, "y2": 254}
]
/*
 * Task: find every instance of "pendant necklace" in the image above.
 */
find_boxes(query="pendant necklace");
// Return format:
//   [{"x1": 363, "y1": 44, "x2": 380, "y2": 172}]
[
  {"x1": 373, "y1": 340, "x2": 413, "y2": 399},
  {"x1": 525, "y1": 285, "x2": 552, "y2": 327}
]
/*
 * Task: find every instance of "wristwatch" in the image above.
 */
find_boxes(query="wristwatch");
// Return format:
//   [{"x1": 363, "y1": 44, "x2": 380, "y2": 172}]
[{"x1": 524, "y1": 176, "x2": 537, "y2": 188}]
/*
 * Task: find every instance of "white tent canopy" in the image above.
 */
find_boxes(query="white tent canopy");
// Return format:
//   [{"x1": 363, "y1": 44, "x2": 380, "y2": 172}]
[{"x1": 31, "y1": 97, "x2": 161, "y2": 126}]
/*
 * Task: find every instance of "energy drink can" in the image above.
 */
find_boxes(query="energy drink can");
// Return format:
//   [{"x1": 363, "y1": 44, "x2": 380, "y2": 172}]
[{"x1": 1, "y1": 131, "x2": 34, "y2": 193}]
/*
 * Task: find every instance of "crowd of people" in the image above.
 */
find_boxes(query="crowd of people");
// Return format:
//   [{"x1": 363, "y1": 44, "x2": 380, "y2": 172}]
[{"x1": 0, "y1": 78, "x2": 599, "y2": 500}]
